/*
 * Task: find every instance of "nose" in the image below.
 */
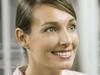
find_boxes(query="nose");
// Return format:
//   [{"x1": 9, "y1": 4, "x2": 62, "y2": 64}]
[{"x1": 58, "y1": 30, "x2": 72, "y2": 47}]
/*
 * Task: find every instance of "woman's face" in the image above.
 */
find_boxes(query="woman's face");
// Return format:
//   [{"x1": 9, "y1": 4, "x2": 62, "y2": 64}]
[{"x1": 27, "y1": 4, "x2": 79, "y2": 70}]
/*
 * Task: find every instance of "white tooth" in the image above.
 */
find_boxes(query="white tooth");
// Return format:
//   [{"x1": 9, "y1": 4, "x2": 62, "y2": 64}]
[
  {"x1": 63, "y1": 52, "x2": 67, "y2": 56},
  {"x1": 55, "y1": 52, "x2": 71, "y2": 57},
  {"x1": 58, "y1": 52, "x2": 61, "y2": 56},
  {"x1": 59, "y1": 52, "x2": 62, "y2": 56},
  {"x1": 67, "y1": 52, "x2": 71, "y2": 56}
]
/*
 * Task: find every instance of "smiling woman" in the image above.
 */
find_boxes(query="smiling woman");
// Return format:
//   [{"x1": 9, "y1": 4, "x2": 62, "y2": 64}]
[{"x1": 13, "y1": 0, "x2": 86, "y2": 75}]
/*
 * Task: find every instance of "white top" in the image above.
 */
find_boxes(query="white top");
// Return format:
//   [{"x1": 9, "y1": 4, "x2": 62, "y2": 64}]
[{"x1": 12, "y1": 66, "x2": 87, "y2": 75}]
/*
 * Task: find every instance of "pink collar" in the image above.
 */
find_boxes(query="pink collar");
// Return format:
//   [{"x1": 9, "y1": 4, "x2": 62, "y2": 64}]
[{"x1": 12, "y1": 66, "x2": 87, "y2": 75}]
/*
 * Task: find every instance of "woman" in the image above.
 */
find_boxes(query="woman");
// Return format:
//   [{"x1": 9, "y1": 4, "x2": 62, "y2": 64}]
[{"x1": 13, "y1": 0, "x2": 87, "y2": 75}]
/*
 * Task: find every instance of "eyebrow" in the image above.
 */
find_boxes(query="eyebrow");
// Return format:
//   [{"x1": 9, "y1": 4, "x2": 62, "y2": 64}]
[
  {"x1": 69, "y1": 18, "x2": 76, "y2": 22},
  {"x1": 42, "y1": 18, "x2": 76, "y2": 26},
  {"x1": 42, "y1": 22, "x2": 59, "y2": 26}
]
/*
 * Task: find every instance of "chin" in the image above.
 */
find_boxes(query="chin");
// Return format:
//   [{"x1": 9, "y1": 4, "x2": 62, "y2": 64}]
[
  {"x1": 60, "y1": 64, "x2": 73, "y2": 70},
  {"x1": 61, "y1": 66, "x2": 72, "y2": 70},
  {"x1": 52, "y1": 62, "x2": 73, "y2": 70}
]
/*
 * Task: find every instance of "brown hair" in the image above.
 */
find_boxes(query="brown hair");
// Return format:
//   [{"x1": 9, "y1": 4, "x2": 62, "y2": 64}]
[{"x1": 16, "y1": 0, "x2": 76, "y2": 34}]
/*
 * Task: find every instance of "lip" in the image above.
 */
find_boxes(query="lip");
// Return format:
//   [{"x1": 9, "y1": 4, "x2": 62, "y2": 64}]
[
  {"x1": 51, "y1": 48, "x2": 73, "y2": 52},
  {"x1": 51, "y1": 49, "x2": 73, "y2": 60}
]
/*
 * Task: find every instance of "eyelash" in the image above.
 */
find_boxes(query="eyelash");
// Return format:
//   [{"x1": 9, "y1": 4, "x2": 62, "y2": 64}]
[
  {"x1": 44, "y1": 26, "x2": 57, "y2": 32},
  {"x1": 67, "y1": 24, "x2": 77, "y2": 31},
  {"x1": 43, "y1": 24, "x2": 76, "y2": 33}
]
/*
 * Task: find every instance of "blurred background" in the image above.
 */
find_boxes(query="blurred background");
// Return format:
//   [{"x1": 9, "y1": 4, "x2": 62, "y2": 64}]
[{"x1": 0, "y1": 0, "x2": 100, "y2": 75}]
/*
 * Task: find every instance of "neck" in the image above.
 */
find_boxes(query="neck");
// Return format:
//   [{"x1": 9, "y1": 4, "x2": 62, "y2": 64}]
[
  {"x1": 25, "y1": 65, "x2": 61, "y2": 75},
  {"x1": 25, "y1": 53, "x2": 61, "y2": 75}
]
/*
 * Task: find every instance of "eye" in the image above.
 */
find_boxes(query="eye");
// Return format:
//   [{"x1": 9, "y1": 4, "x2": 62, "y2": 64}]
[
  {"x1": 67, "y1": 24, "x2": 76, "y2": 32},
  {"x1": 45, "y1": 27, "x2": 57, "y2": 32}
]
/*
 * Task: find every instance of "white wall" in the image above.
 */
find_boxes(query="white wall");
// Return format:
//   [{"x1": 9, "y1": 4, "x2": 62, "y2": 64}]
[{"x1": 77, "y1": 0, "x2": 99, "y2": 75}]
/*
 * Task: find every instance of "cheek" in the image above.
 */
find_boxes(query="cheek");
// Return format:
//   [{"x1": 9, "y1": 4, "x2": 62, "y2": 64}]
[
  {"x1": 28, "y1": 34, "x2": 59, "y2": 62},
  {"x1": 29, "y1": 34, "x2": 58, "y2": 52},
  {"x1": 72, "y1": 33, "x2": 79, "y2": 50},
  {"x1": 40, "y1": 34, "x2": 58, "y2": 51}
]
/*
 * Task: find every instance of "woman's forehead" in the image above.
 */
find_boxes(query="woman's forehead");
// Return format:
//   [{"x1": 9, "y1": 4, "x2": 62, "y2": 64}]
[{"x1": 32, "y1": 4, "x2": 75, "y2": 24}]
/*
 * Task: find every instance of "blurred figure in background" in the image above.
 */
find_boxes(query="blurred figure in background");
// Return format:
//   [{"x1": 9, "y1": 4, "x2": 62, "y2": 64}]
[{"x1": 13, "y1": 0, "x2": 87, "y2": 75}]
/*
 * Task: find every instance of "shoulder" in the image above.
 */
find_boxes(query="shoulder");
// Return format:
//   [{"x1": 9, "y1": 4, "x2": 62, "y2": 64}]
[
  {"x1": 72, "y1": 71, "x2": 87, "y2": 75},
  {"x1": 12, "y1": 68, "x2": 23, "y2": 75},
  {"x1": 61, "y1": 70, "x2": 87, "y2": 75},
  {"x1": 12, "y1": 66, "x2": 26, "y2": 75}
]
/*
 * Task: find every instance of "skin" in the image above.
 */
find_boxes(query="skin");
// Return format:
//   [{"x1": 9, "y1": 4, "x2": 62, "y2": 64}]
[{"x1": 16, "y1": 4, "x2": 79, "y2": 75}]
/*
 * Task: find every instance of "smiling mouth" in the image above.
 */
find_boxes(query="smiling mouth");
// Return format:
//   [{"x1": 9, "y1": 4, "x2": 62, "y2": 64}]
[{"x1": 51, "y1": 50, "x2": 72, "y2": 59}]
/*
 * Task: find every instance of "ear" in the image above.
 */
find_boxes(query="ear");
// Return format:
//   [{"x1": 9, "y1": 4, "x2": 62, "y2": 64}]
[{"x1": 15, "y1": 28, "x2": 30, "y2": 49}]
